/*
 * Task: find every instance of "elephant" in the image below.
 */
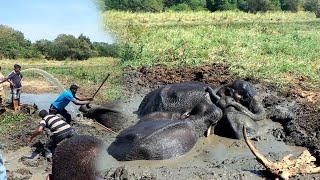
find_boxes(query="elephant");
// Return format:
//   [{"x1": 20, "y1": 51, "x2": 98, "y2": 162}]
[
  {"x1": 108, "y1": 82, "x2": 223, "y2": 161},
  {"x1": 79, "y1": 104, "x2": 128, "y2": 132},
  {"x1": 107, "y1": 80, "x2": 266, "y2": 160},
  {"x1": 206, "y1": 80, "x2": 266, "y2": 139}
]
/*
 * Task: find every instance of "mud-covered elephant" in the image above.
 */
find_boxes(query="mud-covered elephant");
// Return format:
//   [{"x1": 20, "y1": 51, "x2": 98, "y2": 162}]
[
  {"x1": 207, "y1": 80, "x2": 266, "y2": 139},
  {"x1": 108, "y1": 82, "x2": 223, "y2": 161},
  {"x1": 79, "y1": 104, "x2": 128, "y2": 132}
]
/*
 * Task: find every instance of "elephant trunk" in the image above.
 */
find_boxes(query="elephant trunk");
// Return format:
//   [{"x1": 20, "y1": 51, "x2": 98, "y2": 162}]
[
  {"x1": 205, "y1": 86, "x2": 224, "y2": 104},
  {"x1": 229, "y1": 97, "x2": 265, "y2": 121}
]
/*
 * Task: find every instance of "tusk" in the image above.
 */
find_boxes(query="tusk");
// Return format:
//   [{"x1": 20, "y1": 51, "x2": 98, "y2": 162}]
[
  {"x1": 207, "y1": 125, "x2": 212, "y2": 138},
  {"x1": 243, "y1": 126, "x2": 273, "y2": 168}
]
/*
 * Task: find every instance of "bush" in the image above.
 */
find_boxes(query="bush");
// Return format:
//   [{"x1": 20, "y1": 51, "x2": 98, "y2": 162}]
[
  {"x1": 168, "y1": 3, "x2": 192, "y2": 11},
  {"x1": 237, "y1": 0, "x2": 250, "y2": 11},
  {"x1": 280, "y1": 0, "x2": 300, "y2": 12},
  {"x1": 92, "y1": 42, "x2": 120, "y2": 57},
  {"x1": 207, "y1": 0, "x2": 237, "y2": 11},
  {"x1": 104, "y1": 0, "x2": 164, "y2": 12},
  {"x1": 303, "y1": 0, "x2": 319, "y2": 12},
  {"x1": 247, "y1": 0, "x2": 281, "y2": 12}
]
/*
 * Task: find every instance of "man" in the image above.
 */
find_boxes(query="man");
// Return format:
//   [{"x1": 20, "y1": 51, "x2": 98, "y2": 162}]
[
  {"x1": 47, "y1": 135, "x2": 104, "y2": 180},
  {"x1": 0, "y1": 151, "x2": 7, "y2": 180},
  {"x1": 0, "y1": 64, "x2": 23, "y2": 111},
  {"x1": 50, "y1": 84, "x2": 92, "y2": 124},
  {"x1": 28, "y1": 109, "x2": 76, "y2": 160},
  {"x1": 0, "y1": 66, "x2": 5, "y2": 107}
]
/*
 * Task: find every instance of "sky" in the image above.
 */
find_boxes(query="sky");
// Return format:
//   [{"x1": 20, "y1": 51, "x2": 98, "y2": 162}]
[{"x1": 0, "y1": 0, "x2": 114, "y2": 43}]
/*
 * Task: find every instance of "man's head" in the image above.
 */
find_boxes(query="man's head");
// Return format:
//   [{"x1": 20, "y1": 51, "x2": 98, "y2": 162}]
[
  {"x1": 13, "y1": 64, "x2": 21, "y2": 73},
  {"x1": 70, "y1": 84, "x2": 79, "y2": 95},
  {"x1": 51, "y1": 135, "x2": 104, "y2": 180},
  {"x1": 39, "y1": 109, "x2": 49, "y2": 118}
]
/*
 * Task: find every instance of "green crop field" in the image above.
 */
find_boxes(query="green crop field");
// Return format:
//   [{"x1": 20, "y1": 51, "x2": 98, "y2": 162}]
[{"x1": 104, "y1": 11, "x2": 320, "y2": 87}]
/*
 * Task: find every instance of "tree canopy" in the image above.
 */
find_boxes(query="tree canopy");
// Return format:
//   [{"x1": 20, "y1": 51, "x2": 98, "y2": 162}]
[
  {"x1": 0, "y1": 25, "x2": 119, "y2": 60},
  {"x1": 100, "y1": 0, "x2": 320, "y2": 12}
]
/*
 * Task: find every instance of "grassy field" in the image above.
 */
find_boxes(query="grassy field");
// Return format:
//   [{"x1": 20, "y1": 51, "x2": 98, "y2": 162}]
[
  {"x1": 0, "y1": 113, "x2": 29, "y2": 134},
  {"x1": 104, "y1": 11, "x2": 320, "y2": 87},
  {"x1": 0, "y1": 57, "x2": 123, "y2": 101}
]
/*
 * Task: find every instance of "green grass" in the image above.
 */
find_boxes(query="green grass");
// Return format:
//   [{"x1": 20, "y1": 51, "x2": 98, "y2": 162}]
[
  {"x1": 103, "y1": 11, "x2": 320, "y2": 87},
  {"x1": 0, "y1": 113, "x2": 29, "y2": 134}
]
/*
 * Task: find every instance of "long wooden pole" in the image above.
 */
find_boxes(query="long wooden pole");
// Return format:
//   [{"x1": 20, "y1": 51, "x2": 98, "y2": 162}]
[{"x1": 92, "y1": 73, "x2": 110, "y2": 99}]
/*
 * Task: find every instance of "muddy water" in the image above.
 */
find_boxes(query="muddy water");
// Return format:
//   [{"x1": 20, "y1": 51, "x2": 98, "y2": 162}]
[
  {"x1": 95, "y1": 93, "x2": 308, "y2": 179},
  {"x1": 20, "y1": 93, "x2": 79, "y2": 115},
  {"x1": 97, "y1": 120, "x2": 306, "y2": 179},
  {"x1": 3, "y1": 147, "x2": 48, "y2": 180}
]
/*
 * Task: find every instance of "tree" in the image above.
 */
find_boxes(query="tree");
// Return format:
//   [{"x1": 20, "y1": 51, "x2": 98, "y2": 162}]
[
  {"x1": 92, "y1": 42, "x2": 120, "y2": 57},
  {"x1": 75, "y1": 34, "x2": 94, "y2": 60},
  {"x1": 208, "y1": 0, "x2": 237, "y2": 11},
  {"x1": 165, "y1": 0, "x2": 207, "y2": 11},
  {"x1": 303, "y1": 0, "x2": 319, "y2": 12},
  {"x1": 104, "y1": 0, "x2": 165, "y2": 12},
  {"x1": 0, "y1": 25, "x2": 38, "y2": 59},
  {"x1": 48, "y1": 34, "x2": 94, "y2": 60},
  {"x1": 247, "y1": 0, "x2": 281, "y2": 12},
  {"x1": 237, "y1": 0, "x2": 250, "y2": 11},
  {"x1": 34, "y1": 39, "x2": 53, "y2": 59},
  {"x1": 280, "y1": 0, "x2": 300, "y2": 12}
]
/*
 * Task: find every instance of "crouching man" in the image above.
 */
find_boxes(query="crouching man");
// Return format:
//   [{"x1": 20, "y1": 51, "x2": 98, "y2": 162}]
[{"x1": 28, "y1": 109, "x2": 76, "y2": 160}]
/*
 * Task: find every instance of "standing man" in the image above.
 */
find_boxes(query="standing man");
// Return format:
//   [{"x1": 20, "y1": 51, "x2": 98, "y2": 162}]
[
  {"x1": 49, "y1": 84, "x2": 92, "y2": 124},
  {"x1": 28, "y1": 109, "x2": 76, "y2": 161},
  {"x1": 0, "y1": 64, "x2": 23, "y2": 111}
]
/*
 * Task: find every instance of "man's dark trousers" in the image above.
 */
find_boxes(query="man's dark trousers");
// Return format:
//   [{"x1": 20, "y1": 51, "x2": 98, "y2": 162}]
[{"x1": 49, "y1": 104, "x2": 72, "y2": 124}]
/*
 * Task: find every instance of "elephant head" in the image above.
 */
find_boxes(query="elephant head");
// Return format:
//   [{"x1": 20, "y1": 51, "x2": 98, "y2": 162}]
[
  {"x1": 206, "y1": 80, "x2": 266, "y2": 139},
  {"x1": 79, "y1": 104, "x2": 128, "y2": 132}
]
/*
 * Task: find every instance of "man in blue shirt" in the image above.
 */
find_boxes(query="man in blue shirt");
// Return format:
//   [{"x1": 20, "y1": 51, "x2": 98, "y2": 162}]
[{"x1": 49, "y1": 84, "x2": 92, "y2": 123}]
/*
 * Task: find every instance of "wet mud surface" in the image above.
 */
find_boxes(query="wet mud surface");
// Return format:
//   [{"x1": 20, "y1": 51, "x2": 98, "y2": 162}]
[{"x1": 1, "y1": 63, "x2": 319, "y2": 179}]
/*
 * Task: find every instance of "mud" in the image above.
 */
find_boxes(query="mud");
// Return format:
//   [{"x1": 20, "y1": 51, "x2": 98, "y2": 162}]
[
  {"x1": 1, "y1": 63, "x2": 319, "y2": 179},
  {"x1": 0, "y1": 111, "x2": 115, "y2": 179}
]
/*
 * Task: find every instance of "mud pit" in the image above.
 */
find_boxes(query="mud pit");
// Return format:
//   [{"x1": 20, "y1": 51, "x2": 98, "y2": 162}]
[{"x1": 1, "y1": 63, "x2": 319, "y2": 179}]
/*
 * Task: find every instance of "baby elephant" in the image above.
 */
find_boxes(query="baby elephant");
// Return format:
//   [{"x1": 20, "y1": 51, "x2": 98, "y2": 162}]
[
  {"x1": 79, "y1": 104, "x2": 128, "y2": 132},
  {"x1": 207, "y1": 80, "x2": 266, "y2": 139}
]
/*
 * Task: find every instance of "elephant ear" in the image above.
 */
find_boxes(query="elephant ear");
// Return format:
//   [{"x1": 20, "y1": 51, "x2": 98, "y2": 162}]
[{"x1": 108, "y1": 120, "x2": 198, "y2": 161}]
